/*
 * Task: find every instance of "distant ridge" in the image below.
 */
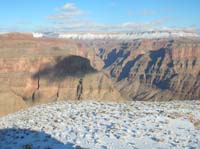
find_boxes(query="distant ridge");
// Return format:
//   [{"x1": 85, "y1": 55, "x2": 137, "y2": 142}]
[{"x1": 32, "y1": 30, "x2": 199, "y2": 40}]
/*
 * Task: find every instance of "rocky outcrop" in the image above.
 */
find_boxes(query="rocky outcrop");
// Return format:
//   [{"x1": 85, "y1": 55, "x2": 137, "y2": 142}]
[
  {"x1": 0, "y1": 34, "x2": 123, "y2": 116},
  {"x1": 0, "y1": 33, "x2": 200, "y2": 116},
  {"x1": 98, "y1": 38, "x2": 200, "y2": 101}
]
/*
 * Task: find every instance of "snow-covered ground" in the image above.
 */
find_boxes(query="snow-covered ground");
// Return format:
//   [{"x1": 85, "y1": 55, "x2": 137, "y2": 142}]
[{"x1": 0, "y1": 100, "x2": 200, "y2": 149}]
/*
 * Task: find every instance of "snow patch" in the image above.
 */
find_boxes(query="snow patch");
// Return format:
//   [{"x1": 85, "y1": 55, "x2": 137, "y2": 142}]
[
  {"x1": 32, "y1": 32, "x2": 44, "y2": 38},
  {"x1": 58, "y1": 30, "x2": 199, "y2": 40},
  {"x1": 0, "y1": 100, "x2": 199, "y2": 148}
]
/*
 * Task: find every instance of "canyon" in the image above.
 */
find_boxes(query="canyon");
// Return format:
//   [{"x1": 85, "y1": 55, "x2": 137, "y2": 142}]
[{"x1": 0, "y1": 32, "x2": 200, "y2": 116}]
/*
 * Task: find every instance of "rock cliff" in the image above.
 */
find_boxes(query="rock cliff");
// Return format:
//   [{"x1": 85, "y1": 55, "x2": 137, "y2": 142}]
[
  {"x1": 0, "y1": 33, "x2": 122, "y2": 116},
  {"x1": 98, "y1": 38, "x2": 200, "y2": 101},
  {"x1": 0, "y1": 33, "x2": 200, "y2": 116}
]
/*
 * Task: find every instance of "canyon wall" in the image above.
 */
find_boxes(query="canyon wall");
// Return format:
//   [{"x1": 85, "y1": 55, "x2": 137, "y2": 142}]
[
  {"x1": 0, "y1": 34, "x2": 122, "y2": 116},
  {"x1": 98, "y1": 38, "x2": 200, "y2": 101},
  {"x1": 0, "y1": 33, "x2": 200, "y2": 116}
]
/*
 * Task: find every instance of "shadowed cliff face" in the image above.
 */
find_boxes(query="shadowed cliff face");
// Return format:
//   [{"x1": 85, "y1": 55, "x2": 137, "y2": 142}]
[
  {"x1": 24, "y1": 55, "x2": 100, "y2": 104},
  {"x1": 0, "y1": 33, "x2": 200, "y2": 116},
  {"x1": 25, "y1": 55, "x2": 121, "y2": 104},
  {"x1": 0, "y1": 34, "x2": 124, "y2": 116},
  {"x1": 32, "y1": 55, "x2": 97, "y2": 82},
  {"x1": 98, "y1": 38, "x2": 200, "y2": 101}
]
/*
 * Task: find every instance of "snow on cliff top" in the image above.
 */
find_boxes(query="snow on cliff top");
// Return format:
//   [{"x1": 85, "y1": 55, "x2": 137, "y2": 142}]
[
  {"x1": 32, "y1": 30, "x2": 200, "y2": 40},
  {"x1": 0, "y1": 100, "x2": 200, "y2": 149}
]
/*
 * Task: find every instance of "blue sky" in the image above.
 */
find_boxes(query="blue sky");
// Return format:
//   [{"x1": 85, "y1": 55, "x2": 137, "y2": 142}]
[{"x1": 0, "y1": 0, "x2": 199, "y2": 32}]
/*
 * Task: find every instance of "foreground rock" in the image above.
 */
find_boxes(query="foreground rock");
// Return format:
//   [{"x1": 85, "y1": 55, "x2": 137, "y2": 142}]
[{"x1": 0, "y1": 101, "x2": 200, "y2": 148}]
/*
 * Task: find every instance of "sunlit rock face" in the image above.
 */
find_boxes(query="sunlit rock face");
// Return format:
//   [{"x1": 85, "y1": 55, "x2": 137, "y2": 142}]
[
  {"x1": 97, "y1": 38, "x2": 200, "y2": 101},
  {"x1": 0, "y1": 32, "x2": 200, "y2": 116},
  {"x1": 0, "y1": 33, "x2": 123, "y2": 116}
]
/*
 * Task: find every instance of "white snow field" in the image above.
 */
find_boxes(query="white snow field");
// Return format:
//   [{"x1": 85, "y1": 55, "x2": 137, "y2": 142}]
[{"x1": 0, "y1": 100, "x2": 200, "y2": 149}]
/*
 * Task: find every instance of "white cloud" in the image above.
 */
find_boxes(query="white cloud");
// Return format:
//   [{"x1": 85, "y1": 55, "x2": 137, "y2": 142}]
[
  {"x1": 47, "y1": 3, "x2": 84, "y2": 20},
  {"x1": 46, "y1": 3, "x2": 163, "y2": 32},
  {"x1": 60, "y1": 3, "x2": 77, "y2": 11},
  {"x1": 38, "y1": 17, "x2": 173, "y2": 32},
  {"x1": 47, "y1": 11, "x2": 83, "y2": 19},
  {"x1": 43, "y1": 3, "x2": 188, "y2": 33}
]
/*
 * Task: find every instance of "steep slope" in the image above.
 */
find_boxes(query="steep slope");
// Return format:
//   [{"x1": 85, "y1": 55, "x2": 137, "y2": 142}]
[
  {"x1": 0, "y1": 33, "x2": 200, "y2": 116},
  {"x1": 98, "y1": 38, "x2": 200, "y2": 101},
  {"x1": 0, "y1": 33, "x2": 123, "y2": 116}
]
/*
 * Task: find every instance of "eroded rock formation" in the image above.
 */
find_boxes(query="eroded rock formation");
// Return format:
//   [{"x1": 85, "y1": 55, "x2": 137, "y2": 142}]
[
  {"x1": 0, "y1": 33, "x2": 200, "y2": 116},
  {"x1": 0, "y1": 33, "x2": 122, "y2": 116},
  {"x1": 98, "y1": 38, "x2": 200, "y2": 101}
]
